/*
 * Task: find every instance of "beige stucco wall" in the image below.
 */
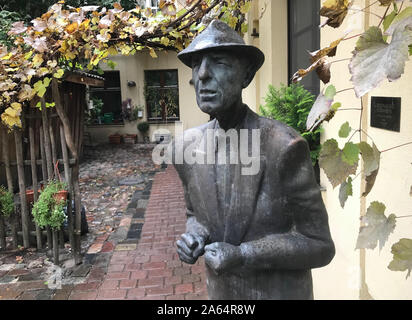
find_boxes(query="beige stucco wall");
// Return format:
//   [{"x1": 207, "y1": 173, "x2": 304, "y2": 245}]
[
  {"x1": 244, "y1": 0, "x2": 289, "y2": 111},
  {"x1": 312, "y1": 0, "x2": 412, "y2": 299},
  {"x1": 85, "y1": 51, "x2": 209, "y2": 144}
]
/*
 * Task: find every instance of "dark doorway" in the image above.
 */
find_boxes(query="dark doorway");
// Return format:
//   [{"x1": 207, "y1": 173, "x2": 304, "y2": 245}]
[{"x1": 288, "y1": 0, "x2": 320, "y2": 96}]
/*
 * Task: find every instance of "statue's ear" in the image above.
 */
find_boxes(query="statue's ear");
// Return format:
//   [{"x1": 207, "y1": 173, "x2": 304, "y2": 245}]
[{"x1": 242, "y1": 65, "x2": 256, "y2": 89}]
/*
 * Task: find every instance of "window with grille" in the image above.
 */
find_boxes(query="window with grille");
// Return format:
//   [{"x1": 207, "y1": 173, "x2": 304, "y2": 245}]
[{"x1": 144, "y1": 69, "x2": 180, "y2": 122}]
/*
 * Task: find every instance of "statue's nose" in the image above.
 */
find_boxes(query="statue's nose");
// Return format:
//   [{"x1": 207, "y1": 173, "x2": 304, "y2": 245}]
[{"x1": 198, "y1": 58, "x2": 211, "y2": 81}]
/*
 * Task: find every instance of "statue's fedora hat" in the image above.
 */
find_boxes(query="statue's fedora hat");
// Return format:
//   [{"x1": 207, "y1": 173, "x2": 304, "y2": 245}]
[{"x1": 177, "y1": 20, "x2": 265, "y2": 74}]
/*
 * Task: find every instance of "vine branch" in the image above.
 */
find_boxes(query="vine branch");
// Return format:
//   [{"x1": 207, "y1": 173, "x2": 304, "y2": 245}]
[
  {"x1": 381, "y1": 142, "x2": 412, "y2": 153},
  {"x1": 395, "y1": 214, "x2": 412, "y2": 219}
]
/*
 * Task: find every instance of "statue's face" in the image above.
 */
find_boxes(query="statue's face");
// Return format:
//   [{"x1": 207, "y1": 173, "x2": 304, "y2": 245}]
[{"x1": 191, "y1": 50, "x2": 246, "y2": 116}]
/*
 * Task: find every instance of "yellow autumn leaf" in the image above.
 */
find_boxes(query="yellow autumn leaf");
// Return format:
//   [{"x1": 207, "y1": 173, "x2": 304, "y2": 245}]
[
  {"x1": 310, "y1": 36, "x2": 345, "y2": 63},
  {"x1": 170, "y1": 30, "x2": 182, "y2": 39},
  {"x1": 24, "y1": 51, "x2": 33, "y2": 60},
  {"x1": 53, "y1": 69, "x2": 65, "y2": 79},
  {"x1": 1, "y1": 112, "x2": 22, "y2": 129},
  {"x1": 32, "y1": 54, "x2": 44, "y2": 68},
  {"x1": 66, "y1": 22, "x2": 79, "y2": 34},
  {"x1": 149, "y1": 48, "x2": 158, "y2": 58},
  {"x1": 108, "y1": 46, "x2": 118, "y2": 56},
  {"x1": 160, "y1": 37, "x2": 170, "y2": 46},
  {"x1": 240, "y1": 2, "x2": 251, "y2": 14},
  {"x1": 0, "y1": 53, "x2": 13, "y2": 61},
  {"x1": 120, "y1": 45, "x2": 133, "y2": 55},
  {"x1": 4, "y1": 105, "x2": 21, "y2": 118},
  {"x1": 80, "y1": 19, "x2": 90, "y2": 30},
  {"x1": 320, "y1": 0, "x2": 350, "y2": 28},
  {"x1": 64, "y1": 51, "x2": 76, "y2": 60}
]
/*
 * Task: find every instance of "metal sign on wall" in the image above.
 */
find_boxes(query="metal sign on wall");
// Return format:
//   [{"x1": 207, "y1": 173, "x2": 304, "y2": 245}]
[{"x1": 370, "y1": 96, "x2": 401, "y2": 132}]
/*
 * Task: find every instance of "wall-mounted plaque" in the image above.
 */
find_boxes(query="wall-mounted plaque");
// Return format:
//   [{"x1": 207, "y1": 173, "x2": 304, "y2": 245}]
[{"x1": 370, "y1": 96, "x2": 401, "y2": 132}]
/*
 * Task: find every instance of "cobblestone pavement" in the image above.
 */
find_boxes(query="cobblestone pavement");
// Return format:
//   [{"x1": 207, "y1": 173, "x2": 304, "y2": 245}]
[{"x1": 1, "y1": 143, "x2": 207, "y2": 300}]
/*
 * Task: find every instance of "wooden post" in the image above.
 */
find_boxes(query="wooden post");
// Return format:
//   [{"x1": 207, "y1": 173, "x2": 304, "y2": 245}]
[
  {"x1": 52, "y1": 230, "x2": 59, "y2": 264},
  {"x1": 14, "y1": 129, "x2": 30, "y2": 248},
  {"x1": 39, "y1": 126, "x2": 52, "y2": 251},
  {"x1": 72, "y1": 164, "x2": 82, "y2": 265},
  {"x1": 0, "y1": 128, "x2": 6, "y2": 250},
  {"x1": 49, "y1": 116, "x2": 58, "y2": 178},
  {"x1": 60, "y1": 125, "x2": 75, "y2": 251},
  {"x1": 1, "y1": 126, "x2": 18, "y2": 248},
  {"x1": 0, "y1": 216, "x2": 5, "y2": 250},
  {"x1": 29, "y1": 117, "x2": 42, "y2": 250},
  {"x1": 49, "y1": 116, "x2": 65, "y2": 250},
  {"x1": 39, "y1": 127, "x2": 48, "y2": 183},
  {"x1": 41, "y1": 99, "x2": 54, "y2": 181},
  {"x1": 52, "y1": 79, "x2": 81, "y2": 264}
]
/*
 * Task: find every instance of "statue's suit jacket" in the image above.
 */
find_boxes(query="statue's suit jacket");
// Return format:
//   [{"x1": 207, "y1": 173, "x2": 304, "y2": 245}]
[{"x1": 173, "y1": 107, "x2": 335, "y2": 300}]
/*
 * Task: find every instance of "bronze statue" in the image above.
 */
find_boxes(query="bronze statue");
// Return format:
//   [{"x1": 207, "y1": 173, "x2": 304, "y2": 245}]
[{"x1": 173, "y1": 20, "x2": 335, "y2": 300}]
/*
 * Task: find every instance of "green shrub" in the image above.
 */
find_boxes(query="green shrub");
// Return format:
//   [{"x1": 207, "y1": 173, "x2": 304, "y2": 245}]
[
  {"x1": 137, "y1": 121, "x2": 149, "y2": 133},
  {"x1": 0, "y1": 186, "x2": 14, "y2": 218},
  {"x1": 32, "y1": 180, "x2": 67, "y2": 231},
  {"x1": 259, "y1": 83, "x2": 322, "y2": 165}
]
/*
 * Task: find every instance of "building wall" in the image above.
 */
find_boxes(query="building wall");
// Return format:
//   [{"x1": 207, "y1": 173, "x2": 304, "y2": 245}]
[
  {"x1": 85, "y1": 51, "x2": 210, "y2": 144},
  {"x1": 312, "y1": 0, "x2": 412, "y2": 300},
  {"x1": 244, "y1": 0, "x2": 289, "y2": 111}
]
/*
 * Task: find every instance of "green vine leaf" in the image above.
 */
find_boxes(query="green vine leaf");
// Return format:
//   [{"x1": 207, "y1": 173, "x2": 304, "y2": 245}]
[
  {"x1": 388, "y1": 238, "x2": 412, "y2": 279},
  {"x1": 385, "y1": 7, "x2": 412, "y2": 36},
  {"x1": 349, "y1": 26, "x2": 412, "y2": 98},
  {"x1": 358, "y1": 142, "x2": 381, "y2": 196},
  {"x1": 339, "y1": 176, "x2": 353, "y2": 208},
  {"x1": 319, "y1": 138, "x2": 359, "y2": 188},
  {"x1": 338, "y1": 121, "x2": 351, "y2": 138},
  {"x1": 356, "y1": 201, "x2": 396, "y2": 251},
  {"x1": 342, "y1": 142, "x2": 360, "y2": 165}
]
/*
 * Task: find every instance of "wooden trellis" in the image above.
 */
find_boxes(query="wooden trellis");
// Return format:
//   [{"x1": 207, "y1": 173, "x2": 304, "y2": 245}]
[{"x1": 0, "y1": 73, "x2": 104, "y2": 265}]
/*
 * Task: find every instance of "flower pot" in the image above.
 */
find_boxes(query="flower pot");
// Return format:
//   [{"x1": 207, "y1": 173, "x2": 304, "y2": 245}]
[
  {"x1": 26, "y1": 190, "x2": 34, "y2": 204},
  {"x1": 109, "y1": 134, "x2": 122, "y2": 144},
  {"x1": 53, "y1": 190, "x2": 68, "y2": 202},
  {"x1": 26, "y1": 189, "x2": 42, "y2": 204},
  {"x1": 124, "y1": 134, "x2": 137, "y2": 144}
]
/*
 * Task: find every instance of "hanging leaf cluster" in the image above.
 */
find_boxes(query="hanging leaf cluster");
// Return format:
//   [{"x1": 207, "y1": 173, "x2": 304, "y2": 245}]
[
  {"x1": 0, "y1": 0, "x2": 252, "y2": 130},
  {"x1": 295, "y1": 0, "x2": 412, "y2": 279},
  {"x1": 294, "y1": 1, "x2": 412, "y2": 131}
]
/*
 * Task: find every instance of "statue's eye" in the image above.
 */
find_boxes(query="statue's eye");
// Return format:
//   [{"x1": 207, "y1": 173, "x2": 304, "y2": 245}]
[
  {"x1": 192, "y1": 58, "x2": 200, "y2": 67},
  {"x1": 215, "y1": 58, "x2": 229, "y2": 66}
]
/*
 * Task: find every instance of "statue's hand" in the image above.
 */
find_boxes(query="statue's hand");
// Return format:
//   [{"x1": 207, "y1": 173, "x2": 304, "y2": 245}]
[
  {"x1": 204, "y1": 242, "x2": 243, "y2": 275},
  {"x1": 176, "y1": 233, "x2": 206, "y2": 265}
]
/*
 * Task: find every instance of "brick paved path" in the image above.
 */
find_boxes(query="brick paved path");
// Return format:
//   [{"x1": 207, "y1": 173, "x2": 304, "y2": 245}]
[{"x1": 76, "y1": 166, "x2": 208, "y2": 300}]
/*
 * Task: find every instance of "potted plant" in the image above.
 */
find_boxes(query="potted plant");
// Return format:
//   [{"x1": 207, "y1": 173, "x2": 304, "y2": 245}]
[
  {"x1": 26, "y1": 182, "x2": 44, "y2": 204},
  {"x1": 122, "y1": 99, "x2": 144, "y2": 122},
  {"x1": 109, "y1": 133, "x2": 123, "y2": 144},
  {"x1": 0, "y1": 186, "x2": 14, "y2": 219},
  {"x1": 85, "y1": 97, "x2": 103, "y2": 125},
  {"x1": 32, "y1": 180, "x2": 68, "y2": 231},
  {"x1": 137, "y1": 121, "x2": 150, "y2": 143}
]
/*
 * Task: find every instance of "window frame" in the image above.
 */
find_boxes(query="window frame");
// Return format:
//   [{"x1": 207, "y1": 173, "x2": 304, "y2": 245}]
[
  {"x1": 144, "y1": 69, "x2": 180, "y2": 123},
  {"x1": 88, "y1": 70, "x2": 123, "y2": 126}
]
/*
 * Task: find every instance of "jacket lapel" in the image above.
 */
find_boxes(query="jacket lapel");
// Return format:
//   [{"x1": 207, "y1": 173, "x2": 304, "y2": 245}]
[
  {"x1": 223, "y1": 110, "x2": 265, "y2": 245},
  {"x1": 190, "y1": 119, "x2": 223, "y2": 240}
]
